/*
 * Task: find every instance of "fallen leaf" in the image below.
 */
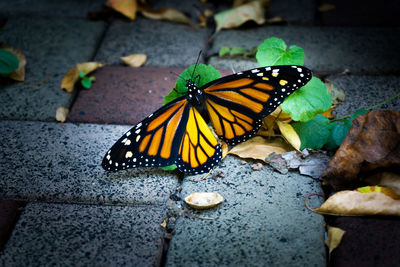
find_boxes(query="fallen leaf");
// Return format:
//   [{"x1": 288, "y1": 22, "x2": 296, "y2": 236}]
[
  {"x1": 323, "y1": 110, "x2": 400, "y2": 189},
  {"x1": 228, "y1": 136, "x2": 292, "y2": 162},
  {"x1": 325, "y1": 80, "x2": 345, "y2": 105},
  {"x1": 106, "y1": 0, "x2": 138, "y2": 20},
  {"x1": 184, "y1": 192, "x2": 224, "y2": 210},
  {"x1": 140, "y1": 8, "x2": 191, "y2": 25},
  {"x1": 214, "y1": 0, "x2": 269, "y2": 31},
  {"x1": 56, "y1": 107, "x2": 69, "y2": 122},
  {"x1": 61, "y1": 62, "x2": 104, "y2": 93},
  {"x1": 120, "y1": 53, "x2": 147, "y2": 67},
  {"x1": 365, "y1": 172, "x2": 400, "y2": 195},
  {"x1": 265, "y1": 16, "x2": 286, "y2": 24},
  {"x1": 313, "y1": 186, "x2": 400, "y2": 216},
  {"x1": 277, "y1": 121, "x2": 301, "y2": 151},
  {"x1": 320, "y1": 106, "x2": 336, "y2": 119},
  {"x1": 325, "y1": 226, "x2": 345, "y2": 258},
  {"x1": 221, "y1": 140, "x2": 228, "y2": 159},
  {"x1": 1, "y1": 45, "x2": 26, "y2": 81},
  {"x1": 318, "y1": 3, "x2": 336, "y2": 12}
]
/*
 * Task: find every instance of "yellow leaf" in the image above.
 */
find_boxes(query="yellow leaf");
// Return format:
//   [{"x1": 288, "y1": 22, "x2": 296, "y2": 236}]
[
  {"x1": 320, "y1": 105, "x2": 336, "y2": 119},
  {"x1": 140, "y1": 8, "x2": 191, "y2": 25},
  {"x1": 258, "y1": 115, "x2": 278, "y2": 137},
  {"x1": 121, "y1": 53, "x2": 147, "y2": 67},
  {"x1": 56, "y1": 107, "x2": 69, "y2": 123},
  {"x1": 60, "y1": 62, "x2": 104, "y2": 93},
  {"x1": 277, "y1": 121, "x2": 301, "y2": 151},
  {"x1": 184, "y1": 192, "x2": 224, "y2": 210},
  {"x1": 214, "y1": 0, "x2": 269, "y2": 31},
  {"x1": 106, "y1": 0, "x2": 138, "y2": 20},
  {"x1": 228, "y1": 136, "x2": 292, "y2": 162},
  {"x1": 2, "y1": 45, "x2": 26, "y2": 82},
  {"x1": 313, "y1": 186, "x2": 400, "y2": 216},
  {"x1": 365, "y1": 172, "x2": 400, "y2": 195},
  {"x1": 325, "y1": 226, "x2": 345, "y2": 258}
]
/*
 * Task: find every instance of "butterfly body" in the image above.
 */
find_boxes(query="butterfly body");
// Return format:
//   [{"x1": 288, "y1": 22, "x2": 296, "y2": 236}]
[{"x1": 102, "y1": 65, "x2": 312, "y2": 174}]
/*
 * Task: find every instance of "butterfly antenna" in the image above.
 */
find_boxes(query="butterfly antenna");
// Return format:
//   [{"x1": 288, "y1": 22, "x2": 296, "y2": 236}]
[{"x1": 191, "y1": 50, "x2": 202, "y2": 79}]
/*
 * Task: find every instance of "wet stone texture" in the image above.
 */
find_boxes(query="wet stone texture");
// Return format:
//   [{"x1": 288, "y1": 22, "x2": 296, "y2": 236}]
[
  {"x1": 0, "y1": 17, "x2": 105, "y2": 121},
  {"x1": 0, "y1": 202, "x2": 166, "y2": 267},
  {"x1": 68, "y1": 66, "x2": 185, "y2": 125},
  {"x1": 0, "y1": 120, "x2": 179, "y2": 205},
  {"x1": 166, "y1": 155, "x2": 326, "y2": 267}
]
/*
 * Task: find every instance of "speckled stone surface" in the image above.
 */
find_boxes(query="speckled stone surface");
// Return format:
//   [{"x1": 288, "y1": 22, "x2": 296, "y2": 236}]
[
  {"x1": 0, "y1": 18, "x2": 105, "y2": 121},
  {"x1": 0, "y1": 202, "x2": 165, "y2": 266},
  {"x1": 166, "y1": 155, "x2": 326, "y2": 267},
  {"x1": 94, "y1": 18, "x2": 207, "y2": 67},
  {"x1": 68, "y1": 66, "x2": 185, "y2": 125},
  {"x1": 0, "y1": 0, "x2": 103, "y2": 18},
  {"x1": 0, "y1": 120, "x2": 179, "y2": 205},
  {"x1": 208, "y1": 26, "x2": 400, "y2": 74},
  {"x1": 329, "y1": 75, "x2": 400, "y2": 116}
]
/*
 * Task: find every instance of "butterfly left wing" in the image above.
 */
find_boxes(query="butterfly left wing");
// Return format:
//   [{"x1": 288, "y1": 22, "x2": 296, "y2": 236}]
[
  {"x1": 176, "y1": 106, "x2": 222, "y2": 174},
  {"x1": 203, "y1": 65, "x2": 312, "y2": 145}
]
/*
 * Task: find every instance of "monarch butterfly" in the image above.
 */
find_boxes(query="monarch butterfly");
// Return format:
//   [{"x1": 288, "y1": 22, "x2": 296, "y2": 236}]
[{"x1": 102, "y1": 64, "x2": 312, "y2": 174}]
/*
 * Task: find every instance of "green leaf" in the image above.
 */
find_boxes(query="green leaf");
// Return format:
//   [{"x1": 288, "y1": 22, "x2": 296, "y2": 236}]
[
  {"x1": 256, "y1": 37, "x2": 305, "y2": 66},
  {"x1": 292, "y1": 114, "x2": 332, "y2": 150},
  {"x1": 81, "y1": 77, "x2": 92, "y2": 89},
  {"x1": 230, "y1": 46, "x2": 245, "y2": 56},
  {"x1": 79, "y1": 71, "x2": 86, "y2": 78},
  {"x1": 219, "y1": 46, "x2": 231, "y2": 57},
  {"x1": 281, "y1": 77, "x2": 332, "y2": 122},
  {"x1": 331, "y1": 120, "x2": 352, "y2": 146},
  {"x1": 161, "y1": 164, "x2": 177, "y2": 171},
  {"x1": 350, "y1": 109, "x2": 369, "y2": 121},
  {"x1": 0, "y1": 48, "x2": 19, "y2": 74},
  {"x1": 164, "y1": 64, "x2": 220, "y2": 105}
]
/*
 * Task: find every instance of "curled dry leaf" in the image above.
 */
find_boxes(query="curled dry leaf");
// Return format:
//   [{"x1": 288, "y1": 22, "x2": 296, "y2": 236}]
[
  {"x1": 277, "y1": 121, "x2": 301, "y2": 151},
  {"x1": 228, "y1": 136, "x2": 292, "y2": 162},
  {"x1": 318, "y1": 3, "x2": 336, "y2": 12},
  {"x1": 1, "y1": 45, "x2": 26, "y2": 81},
  {"x1": 313, "y1": 186, "x2": 400, "y2": 216},
  {"x1": 323, "y1": 110, "x2": 400, "y2": 189},
  {"x1": 184, "y1": 192, "x2": 224, "y2": 210},
  {"x1": 325, "y1": 226, "x2": 345, "y2": 258},
  {"x1": 56, "y1": 107, "x2": 69, "y2": 123},
  {"x1": 140, "y1": 8, "x2": 191, "y2": 25},
  {"x1": 61, "y1": 62, "x2": 104, "y2": 93},
  {"x1": 365, "y1": 172, "x2": 400, "y2": 195},
  {"x1": 214, "y1": 0, "x2": 269, "y2": 31},
  {"x1": 106, "y1": 0, "x2": 138, "y2": 20},
  {"x1": 121, "y1": 53, "x2": 147, "y2": 67}
]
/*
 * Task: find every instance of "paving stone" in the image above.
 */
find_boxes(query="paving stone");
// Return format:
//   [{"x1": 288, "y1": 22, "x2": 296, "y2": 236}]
[
  {"x1": 0, "y1": 202, "x2": 165, "y2": 266},
  {"x1": 68, "y1": 66, "x2": 185, "y2": 125},
  {"x1": 0, "y1": 17, "x2": 105, "y2": 121},
  {"x1": 166, "y1": 155, "x2": 326, "y2": 267},
  {"x1": 328, "y1": 216, "x2": 400, "y2": 267},
  {"x1": 208, "y1": 26, "x2": 400, "y2": 74},
  {"x1": 0, "y1": 120, "x2": 179, "y2": 205},
  {"x1": 328, "y1": 75, "x2": 400, "y2": 117},
  {"x1": 95, "y1": 18, "x2": 207, "y2": 67},
  {"x1": 0, "y1": 0, "x2": 104, "y2": 18}
]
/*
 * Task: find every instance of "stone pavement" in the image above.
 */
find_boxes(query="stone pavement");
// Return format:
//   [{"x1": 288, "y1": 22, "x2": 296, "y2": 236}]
[{"x1": 1, "y1": 0, "x2": 400, "y2": 266}]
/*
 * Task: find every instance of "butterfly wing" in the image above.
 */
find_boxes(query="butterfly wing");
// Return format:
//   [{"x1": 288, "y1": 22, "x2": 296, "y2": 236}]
[
  {"x1": 203, "y1": 65, "x2": 312, "y2": 145},
  {"x1": 176, "y1": 106, "x2": 222, "y2": 174},
  {"x1": 102, "y1": 96, "x2": 190, "y2": 171}
]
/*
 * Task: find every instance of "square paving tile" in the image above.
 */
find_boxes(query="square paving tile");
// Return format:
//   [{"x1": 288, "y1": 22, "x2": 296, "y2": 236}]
[
  {"x1": 0, "y1": 17, "x2": 105, "y2": 121},
  {"x1": 0, "y1": 202, "x2": 166, "y2": 266}
]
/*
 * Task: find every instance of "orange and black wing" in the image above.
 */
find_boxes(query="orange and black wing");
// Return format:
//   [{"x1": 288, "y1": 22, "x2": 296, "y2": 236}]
[
  {"x1": 102, "y1": 97, "x2": 190, "y2": 171},
  {"x1": 176, "y1": 106, "x2": 222, "y2": 174},
  {"x1": 203, "y1": 65, "x2": 312, "y2": 145}
]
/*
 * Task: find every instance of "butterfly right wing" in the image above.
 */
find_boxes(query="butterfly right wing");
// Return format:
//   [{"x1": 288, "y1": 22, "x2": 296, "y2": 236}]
[{"x1": 102, "y1": 97, "x2": 190, "y2": 171}]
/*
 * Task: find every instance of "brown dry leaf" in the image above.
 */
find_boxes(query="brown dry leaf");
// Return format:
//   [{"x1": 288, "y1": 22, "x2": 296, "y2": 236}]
[
  {"x1": 313, "y1": 186, "x2": 400, "y2": 216},
  {"x1": 184, "y1": 192, "x2": 224, "y2": 210},
  {"x1": 221, "y1": 140, "x2": 229, "y2": 159},
  {"x1": 56, "y1": 107, "x2": 69, "y2": 122},
  {"x1": 323, "y1": 110, "x2": 400, "y2": 189},
  {"x1": 325, "y1": 226, "x2": 345, "y2": 258},
  {"x1": 140, "y1": 8, "x2": 191, "y2": 25},
  {"x1": 106, "y1": 0, "x2": 138, "y2": 20},
  {"x1": 265, "y1": 16, "x2": 286, "y2": 24},
  {"x1": 198, "y1": 9, "x2": 213, "y2": 27},
  {"x1": 228, "y1": 136, "x2": 292, "y2": 162},
  {"x1": 121, "y1": 53, "x2": 147, "y2": 67},
  {"x1": 61, "y1": 62, "x2": 104, "y2": 93},
  {"x1": 277, "y1": 121, "x2": 301, "y2": 151},
  {"x1": 365, "y1": 172, "x2": 400, "y2": 195},
  {"x1": 318, "y1": 3, "x2": 336, "y2": 12},
  {"x1": 1, "y1": 45, "x2": 26, "y2": 81},
  {"x1": 325, "y1": 80, "x2": 345, "y2": 105},
  {"x1": 214, "y1": 0, "x2": 270, "y2": 31}
]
